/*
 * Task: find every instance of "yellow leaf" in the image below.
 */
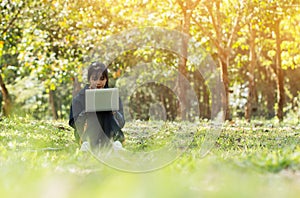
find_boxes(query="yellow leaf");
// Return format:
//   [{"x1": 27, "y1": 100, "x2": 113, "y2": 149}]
[
  {"x1": 0, "y1": 41, "x2": 4, "y2": 49},
  {"x1": 50, "y1": 83, "x2": 56, "y2": 90}
]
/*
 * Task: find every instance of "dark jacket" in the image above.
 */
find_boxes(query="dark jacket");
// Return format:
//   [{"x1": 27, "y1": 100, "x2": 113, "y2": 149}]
[{"x1": 69, "y1": 85, "x2": 125, "y2": 144}]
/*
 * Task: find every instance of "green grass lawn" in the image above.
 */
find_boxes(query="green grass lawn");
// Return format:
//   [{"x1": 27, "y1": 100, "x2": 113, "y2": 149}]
[{"x1": 1, "y1": 116, "x2": 300, "y2": 198}]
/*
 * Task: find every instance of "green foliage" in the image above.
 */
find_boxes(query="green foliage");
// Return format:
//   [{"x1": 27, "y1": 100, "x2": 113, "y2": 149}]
[{"x1": 0, "y1": 0, "x2": 300, "y2": 120}]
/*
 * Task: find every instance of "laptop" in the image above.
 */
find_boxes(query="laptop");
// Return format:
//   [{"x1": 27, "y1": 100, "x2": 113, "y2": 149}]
[{"x1": 85, "y1": 88, "x2": 119, "y2": 112}]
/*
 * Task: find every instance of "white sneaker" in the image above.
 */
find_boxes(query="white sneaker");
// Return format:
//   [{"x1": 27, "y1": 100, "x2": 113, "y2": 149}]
[
  {"x1": 80, "y1": 141, "x2": 90, "y2": 152},
  {"x1": 113, "y1": 141, "x2": 124, "y2": 151}
]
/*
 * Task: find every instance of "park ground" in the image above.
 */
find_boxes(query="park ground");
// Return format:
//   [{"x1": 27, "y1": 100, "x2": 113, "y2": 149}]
[{"x1": 1, "y1": 116, "x2": 300, "y2": 198}]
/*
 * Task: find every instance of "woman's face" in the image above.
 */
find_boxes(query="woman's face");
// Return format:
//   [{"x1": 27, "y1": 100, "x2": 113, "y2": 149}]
[{"x1": 89, "y1": 72, "x2": 107, "y2": 89}]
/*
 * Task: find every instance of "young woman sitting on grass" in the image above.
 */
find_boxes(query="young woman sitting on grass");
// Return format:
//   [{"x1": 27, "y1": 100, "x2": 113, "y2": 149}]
[{"x1": 69, "y1": 61, "x2": 125, "y2": 149}]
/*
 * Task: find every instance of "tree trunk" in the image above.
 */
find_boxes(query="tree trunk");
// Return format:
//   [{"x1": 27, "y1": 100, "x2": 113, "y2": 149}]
[
  {"x1": 245, "y1": 23, "x2": 257, "y2": 122},
  {"x1": 49, "y1": 90, "x2": 58, "y2": 120},
  {"x1": 177, "y1": 8, "x2": 192, "y2": 120},
  {"x1": 0, "y1": 74, "x2": 12, "y2": 116},
  {"x1": 219, "y1": 58, "x2": 230, "y2": 120},
  {"x1": 178, "y1": 43, "x2": 188, "y2": 120},
  {"x1": 275, "y1": 19, "x2": 284, "y2": 121},
  {"x1": 214, "y1": 0, "x2": 230, "y2": 121},
  {"x1": 202, "y1": 81, "x2": 210, "y2": 119},
  {"x1": 263, "y1": 65, "x2": 275, "y2": 118},
  {"x1": 266, "y1": 80, "x2": 276, "y2": 119},
  {"x1": 193, "y1": 70, "x2": 210, "y2": 119}
]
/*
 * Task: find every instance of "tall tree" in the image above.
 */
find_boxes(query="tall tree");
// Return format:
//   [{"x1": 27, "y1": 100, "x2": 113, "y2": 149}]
[
  {"x1": 0, "y1": 0, "x2": 28, "y2": 115},
  {"x1": 264, "y1": 1, "x2": 299, "y2": 121},
  {"x1": 242, "y1": 1, "x2": 264, "y2": 121},
  {"x1": 193, "y1": 0, "x2": 244, "y2": 120},
  {"x1": 176, "y1": 0, "x2": 200, "y2": 120},
  {"x1": 245, "y1": 20, "x2": 257, "y2": 121},
  {"x1": 274, "y1": 18, "x2": 284, "y2": 121}
]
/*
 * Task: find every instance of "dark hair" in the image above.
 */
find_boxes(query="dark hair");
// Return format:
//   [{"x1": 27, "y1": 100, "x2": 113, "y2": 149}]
[{"x1": 87, "y1": 61, "x2": 109, "y2": 88}]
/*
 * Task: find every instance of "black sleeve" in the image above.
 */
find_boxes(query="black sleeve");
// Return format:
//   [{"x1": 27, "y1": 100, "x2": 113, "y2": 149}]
[
  {"x1": 113, "y1": 97, "x2": 125, "y2": 128},
  {"x1": 69, "y1": 97, "x2": 84, "y2": 129},
  {"x1": 69, "y1": 104, "x2": 75, "y2": 128}
]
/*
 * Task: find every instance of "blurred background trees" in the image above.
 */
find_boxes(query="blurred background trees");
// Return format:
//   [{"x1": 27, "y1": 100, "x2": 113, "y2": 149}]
[{"x1": 0, "y1": 0, "x2": 299, "y2": 122}]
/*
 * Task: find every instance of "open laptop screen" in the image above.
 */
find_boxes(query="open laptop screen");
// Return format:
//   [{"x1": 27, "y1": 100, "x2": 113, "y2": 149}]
[{"x1": 85, "y1": 88, "x2": 119, "y2": 112}]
